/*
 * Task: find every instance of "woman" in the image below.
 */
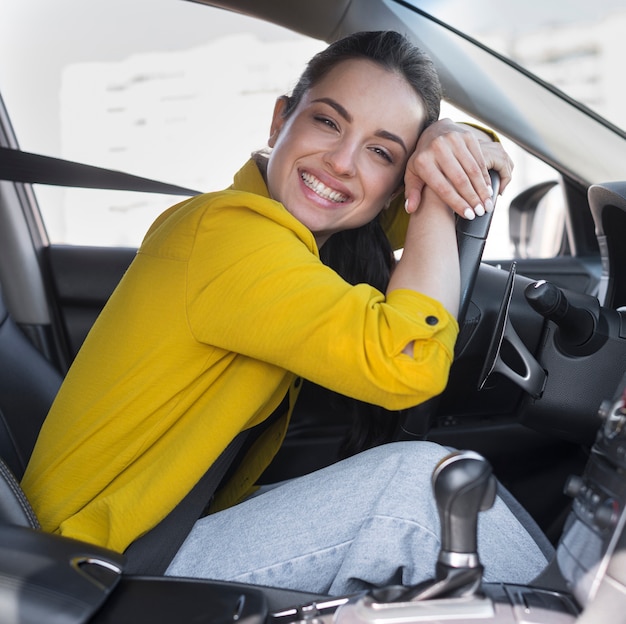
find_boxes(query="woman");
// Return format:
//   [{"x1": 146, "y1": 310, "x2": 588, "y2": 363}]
[{"x1": 22, "y1": 31, "x2": 549, "y2": 595}]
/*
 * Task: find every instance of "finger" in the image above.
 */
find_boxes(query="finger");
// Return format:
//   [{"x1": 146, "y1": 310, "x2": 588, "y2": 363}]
[
  {"x1": 403, "y1": 172, "x2": 425, "y2": 214},
  {"x1": 404, "y1": 188, "x2": 421, "y2": 214},
  {"x1": 478, "y1": 142, "x2": 514, "y2": 195},
  {"x1": 459, "y1": 123, "x2": 505, "y2": 193},
  {"x1": 495, "y1": 151, "x2": 514, "y2": 194},
  {"x1": 412, "y1": 160, "x2": 481, "y2": 219},
  {"x1": 464, "y1": 138, "x2": 493, "y2": 198},
  {"x1": 429, "y1": 148, "x2": 491, "y2": 217}
]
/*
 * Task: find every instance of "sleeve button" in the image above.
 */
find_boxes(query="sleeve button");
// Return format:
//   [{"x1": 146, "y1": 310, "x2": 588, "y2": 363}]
[{"x1": 425, "y1": 315, "x2": 439, "y2": 326}]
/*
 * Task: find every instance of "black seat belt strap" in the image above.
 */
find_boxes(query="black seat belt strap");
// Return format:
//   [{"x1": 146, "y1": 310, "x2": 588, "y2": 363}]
[
  {"x1": 124, "y1": 391, "x2": 292, "y2": 576},
  {"x1": 0, "y1": 146, "x2": 199, "y2": 196},
  {"x1": 124, "y1": 430, "x2": 251, "y2": 575}
]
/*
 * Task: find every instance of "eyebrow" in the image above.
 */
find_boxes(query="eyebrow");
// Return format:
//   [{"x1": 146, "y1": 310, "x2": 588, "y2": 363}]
[{"x1": 311, "y1": 97, "x2": 408, "y2": 155}]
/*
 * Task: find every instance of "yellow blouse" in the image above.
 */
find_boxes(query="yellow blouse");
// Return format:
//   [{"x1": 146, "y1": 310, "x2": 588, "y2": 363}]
[{"x1": 22, "y1": 160, "x2": 458, "y2": 553}]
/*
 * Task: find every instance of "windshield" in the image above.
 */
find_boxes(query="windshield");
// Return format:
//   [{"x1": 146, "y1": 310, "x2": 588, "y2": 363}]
[
  {"x1": 412, "y1": 0, "x2": 626, "y2": 129},
  {"x1": 414, "y1": 0, "x2": 626, "y2": 132}
]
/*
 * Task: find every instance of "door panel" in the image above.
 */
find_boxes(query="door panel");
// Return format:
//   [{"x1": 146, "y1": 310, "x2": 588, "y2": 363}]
[{"x1": 46, "y1": 245, "x2": 135, "y2": 358}]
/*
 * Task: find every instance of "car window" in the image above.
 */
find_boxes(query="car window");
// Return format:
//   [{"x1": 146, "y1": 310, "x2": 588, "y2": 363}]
[
  {"x1": 1, "y1": 0, "x2": 326, "y2": 247},
  {"x1": 418, "y1": 0, "x2": 626, "y2": 134},
  {"x1": 1, "y1": 0, "x2": 563, "y2": 259}
]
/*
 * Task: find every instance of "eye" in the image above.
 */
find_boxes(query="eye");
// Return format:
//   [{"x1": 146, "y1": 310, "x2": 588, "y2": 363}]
[
  {"x1": 370, "y1": 146, "x2": 393, "y2": 164},
  {"x1": 314, "y1": 115, "x2": 339, "y2": 131}
]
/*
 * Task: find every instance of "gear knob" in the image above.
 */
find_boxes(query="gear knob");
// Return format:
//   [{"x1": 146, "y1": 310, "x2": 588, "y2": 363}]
[{"x1": 433, "y1": 450, "x2": 497, "y2": 577}]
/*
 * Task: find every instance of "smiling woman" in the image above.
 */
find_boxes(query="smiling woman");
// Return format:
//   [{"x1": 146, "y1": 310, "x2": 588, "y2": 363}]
[
  {"x1": 3, "y1": 1, "x2": 626, "y2": 620},
  {"x1": 21, "y1": 30, "x2": 552, "y2": 596},
  {"x1": 265, "y1": 60, "x2": 426, "y2": 247}
]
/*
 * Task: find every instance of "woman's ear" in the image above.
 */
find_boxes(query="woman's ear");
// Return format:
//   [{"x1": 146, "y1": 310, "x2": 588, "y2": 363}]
[{"x1": 268, "y1": 96, "x2": 290, "y2": 148}]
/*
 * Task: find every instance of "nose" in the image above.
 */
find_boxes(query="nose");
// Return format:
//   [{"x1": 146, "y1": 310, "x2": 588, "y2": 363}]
[{"x1": 323, "y1": 139, "x2": 357, "y2": 177}]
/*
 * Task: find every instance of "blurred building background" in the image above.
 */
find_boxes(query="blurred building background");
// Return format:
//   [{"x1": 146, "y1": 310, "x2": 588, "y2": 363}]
[{"x1": 494, "y1": 9, "x2": 626, "y2": 130}]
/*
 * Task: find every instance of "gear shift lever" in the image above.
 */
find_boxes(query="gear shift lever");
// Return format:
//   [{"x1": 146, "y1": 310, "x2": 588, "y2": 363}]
[
  {"x1": 383, "y1": 450, "x2": 498, "y2": 603},
  {"x1": 433, "y1": 450, "x2": 497, "y2": 588},
  {"x1": 394, "y1": 451, "x2": 496, "y2": 601}
]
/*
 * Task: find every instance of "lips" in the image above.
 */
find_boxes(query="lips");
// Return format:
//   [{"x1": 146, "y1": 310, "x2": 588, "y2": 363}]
[{"x1": 300, "y1": 171, "x2": 349, "y2": 203}]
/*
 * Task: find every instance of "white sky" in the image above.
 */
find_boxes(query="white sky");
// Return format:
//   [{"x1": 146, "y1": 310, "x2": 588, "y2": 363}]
[{"x1": 0, "y1": 0, "x2": 301, "y2": 155}]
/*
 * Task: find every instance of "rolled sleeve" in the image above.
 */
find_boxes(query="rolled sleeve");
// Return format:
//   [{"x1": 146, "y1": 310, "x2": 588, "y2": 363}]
[
  {"x1": 186, "y1": 194, "x2": 460, "y2": 411},
  {"x1": 383, "y1": 289, "x2": 458, "y2": 361}
]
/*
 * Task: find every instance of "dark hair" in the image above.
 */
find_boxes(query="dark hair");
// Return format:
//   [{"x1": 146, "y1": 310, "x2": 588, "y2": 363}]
[
  {"x1": 288, "y1": 32, "x2": 442, "y2": 456},
  {"x1": 284, "y1": 30, "x2": 441, "y2": 129}
]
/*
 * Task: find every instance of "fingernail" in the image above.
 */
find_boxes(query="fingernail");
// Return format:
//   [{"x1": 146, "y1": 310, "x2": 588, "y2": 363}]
[
  {"x1": 474, "y1": 204, "x2": 485, "y2": 217},
  {"x1": 485, "y1": 198, "x2": 494, "y2": 213},
  {"x1": 463, "y1": 208, "x2": 476, "y2": 220},
  {"x1": 404, "y1": 198, "x2": 410, "y2": 214},
  {"x1": 487, "y1": 185, "x2": 494, "y2": 197}
]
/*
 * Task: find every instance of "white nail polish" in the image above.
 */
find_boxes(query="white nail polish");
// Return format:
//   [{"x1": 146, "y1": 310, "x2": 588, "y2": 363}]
[
  {"x1": 463, "y1": 208, "x2": 476, "y2": 220},
  {"x1": 485, "y1": 198, "x2": 494, "y2": 213},
  {"x1": 404, "y1": 199, "x2": 410, "y2": 214},
  {"x1": 474, "y1": 204, "x2": 485, "y2": 217}
]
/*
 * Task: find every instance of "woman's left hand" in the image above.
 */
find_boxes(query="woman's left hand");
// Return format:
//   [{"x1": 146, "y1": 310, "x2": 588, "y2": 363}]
[{"x1": 403, "y1": 118, "x2": 514, "y2": 219}]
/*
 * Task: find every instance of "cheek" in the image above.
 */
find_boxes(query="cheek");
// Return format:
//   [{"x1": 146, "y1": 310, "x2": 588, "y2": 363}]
[
  {"x1": 366, "y1": 170, "x2": 401, "y2": 207},
  {"x1": 269, "y1": 133, "x2": 300, "y2": 175},
  {"x1": 266, "y1": 142, "x2": 294, "y2": 200}
]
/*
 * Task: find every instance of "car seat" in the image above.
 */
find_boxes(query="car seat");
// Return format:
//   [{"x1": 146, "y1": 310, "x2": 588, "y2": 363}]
[
  {"x1": 0, "y1": 288, "x2": 275, "y2": 623},
  {"x1": 0, "y1": 283, "x2": 62, "y2": 479},
  {"x1": 0, "y1": 282, "x2": 62, "y2": 526}
]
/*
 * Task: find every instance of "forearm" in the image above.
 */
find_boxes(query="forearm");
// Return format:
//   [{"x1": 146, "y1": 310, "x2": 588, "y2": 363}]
[{"x1": 387, "y1": 190, "x2": 460, "y2": 320}]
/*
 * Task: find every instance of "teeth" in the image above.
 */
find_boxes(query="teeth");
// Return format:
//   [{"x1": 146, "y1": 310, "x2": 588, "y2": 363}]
[{"x1": 301, "y1": 172, "x2": 348, "y2": 203}]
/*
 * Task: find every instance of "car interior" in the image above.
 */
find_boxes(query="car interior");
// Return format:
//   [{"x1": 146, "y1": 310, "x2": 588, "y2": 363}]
[{"x1": 1, "y1": 0, "x2": 626, "y2": 622}]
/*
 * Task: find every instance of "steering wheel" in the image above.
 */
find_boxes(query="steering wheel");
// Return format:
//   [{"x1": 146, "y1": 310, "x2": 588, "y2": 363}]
[
  {"x1": 396, "y1": 170, "x2": 500, "y2": 439},
  {"x1": 456, "y1": 170, "x2": 500, "y2": 326}
]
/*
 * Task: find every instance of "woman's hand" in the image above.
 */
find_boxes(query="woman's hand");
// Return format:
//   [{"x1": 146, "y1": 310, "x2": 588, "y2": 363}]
[{"x1": 403, "y1": 119, "x2": 514, "y2": 219}]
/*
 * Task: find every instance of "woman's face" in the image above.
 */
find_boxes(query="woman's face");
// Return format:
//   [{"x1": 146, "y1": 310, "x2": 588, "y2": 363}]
[{"x1": 266, "y1": 58, "x2": 426, "y2": 247}]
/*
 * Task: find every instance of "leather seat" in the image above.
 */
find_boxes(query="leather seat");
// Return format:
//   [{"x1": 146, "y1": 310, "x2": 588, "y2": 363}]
[
  {"x1": 0, "y1": 457, "x2": 39, "y2": 528},
  {"x1": 0, "y1": 284, "x2": 62, "y2": 480},
  {"x1": 0, "y1": 283, "x2": 62, "y2": 528}
]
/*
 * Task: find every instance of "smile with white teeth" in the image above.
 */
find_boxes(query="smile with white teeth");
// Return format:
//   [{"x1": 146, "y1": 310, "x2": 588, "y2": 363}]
[{"x1": 301, "y1": 171, "x2": 348, "y2": 203}]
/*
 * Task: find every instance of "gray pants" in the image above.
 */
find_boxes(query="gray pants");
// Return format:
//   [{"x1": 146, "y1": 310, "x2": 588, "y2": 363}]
[{"x1": 166, "y1": 441, "x2": 552, "y2": 595}]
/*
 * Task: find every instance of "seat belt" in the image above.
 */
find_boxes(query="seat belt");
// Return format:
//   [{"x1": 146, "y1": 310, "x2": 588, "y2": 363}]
[
  {"x1": 124, "y1": 390, "x2": 292, "y2": 576},
  {"x1": 123, "y1": 430, "x2": 251, "y2": 575},
  {"x1": 0, "y1": 146, "x2": 199, "y2": 196}
]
